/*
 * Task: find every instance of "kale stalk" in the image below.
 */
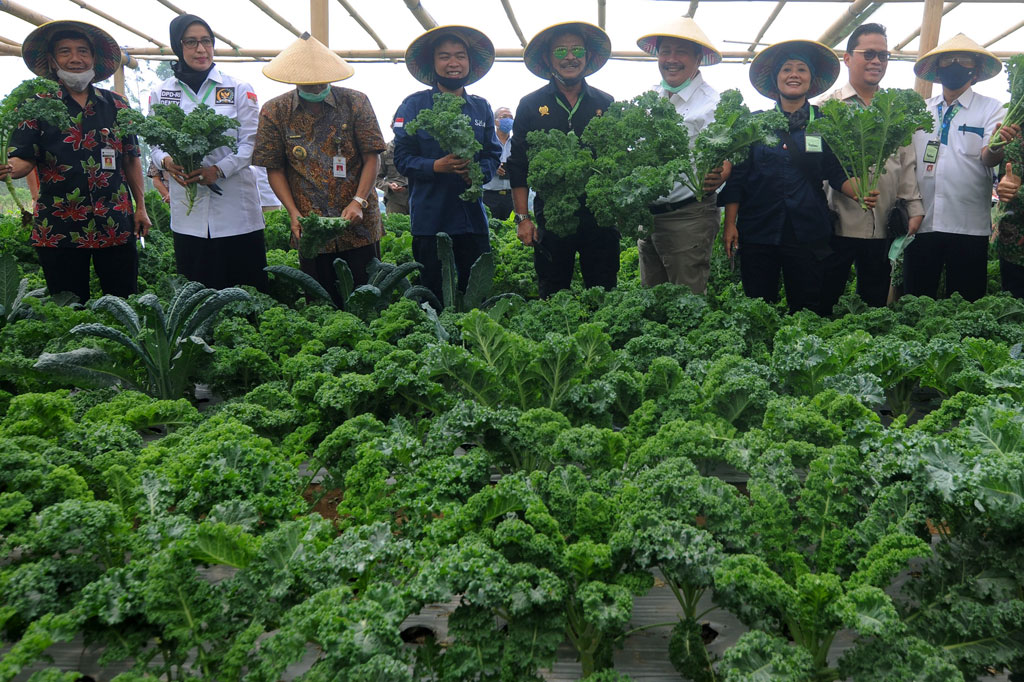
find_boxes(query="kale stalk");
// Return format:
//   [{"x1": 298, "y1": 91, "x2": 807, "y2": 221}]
[
  {"x1": 990, "y1": 54, "x2": 1024, "y2": 152},
  {"x1": 406, "y1": 91, "x2": 484, "y2": 202}
]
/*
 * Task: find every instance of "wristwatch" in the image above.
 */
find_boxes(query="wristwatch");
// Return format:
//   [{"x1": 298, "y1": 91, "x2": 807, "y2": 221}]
[
  {"x1": 353, "y1": 195, "x2": 369, "y2": 209},
  {"x1": 514, "y1": 213, "x2": 530, "y2": 224}
]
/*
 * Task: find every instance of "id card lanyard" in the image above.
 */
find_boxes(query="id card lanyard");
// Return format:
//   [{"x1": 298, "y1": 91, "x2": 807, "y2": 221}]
[
  {"x1": 923, "y1": 101, "x2": 959, "y2": 176},
  {"x1": 775, "y1": 104, "x2": 821, "y2": 152},
  {"x1": 555, "y1": 94, "x2": 583, "y2": 126},
  {"x1": 177, "y1": 80, "x2": 216, "y2": 106}
]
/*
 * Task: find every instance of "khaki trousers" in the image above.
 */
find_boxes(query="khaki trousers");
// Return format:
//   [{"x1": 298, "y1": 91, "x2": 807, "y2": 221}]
[{"x1": 638, "y1": 195, "x2": 720, "y2": 293}]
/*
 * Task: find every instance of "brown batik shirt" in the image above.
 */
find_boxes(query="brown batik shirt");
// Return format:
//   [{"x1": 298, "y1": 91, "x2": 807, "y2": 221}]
[{"x1": 253, "y1": 87, "x2": 386, "y2": 252}]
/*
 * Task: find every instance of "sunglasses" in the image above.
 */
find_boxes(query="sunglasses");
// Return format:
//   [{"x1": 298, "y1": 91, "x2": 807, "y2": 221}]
[
  {"x1": 552, "y1": 46, "x2": 586, "y2": 60},
  {"x1": 938, "y1": 55, "x2": 976, "y2": 68},
  {"x1": 182, "y1": 37, "x2": 214, "y2": 49},
  {"x1": 852, "y1": 49, "x2": 890, "y2": 62}
]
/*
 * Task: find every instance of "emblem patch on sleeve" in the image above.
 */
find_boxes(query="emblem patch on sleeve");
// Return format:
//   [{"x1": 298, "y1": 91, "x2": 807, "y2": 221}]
[{"x1": 215, "y1": 87, "x2": 236, "y2": 105}]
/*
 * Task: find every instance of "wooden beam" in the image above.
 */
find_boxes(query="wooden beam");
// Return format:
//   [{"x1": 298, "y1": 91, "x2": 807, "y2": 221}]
[
  {"x1": 915, "y1": 0, "x2": 944, "y2": 98},
  {"x1": 149, "y1": 0, "x2": 244, "y2": 51},
  {"x1": 335, "y1": 0, "x2": 389, "y2": 51},
  {"x1": 817, "y1": 0, "x2": 880, "y2": 48},
  {"x1": 747, "y1": 1, "x2": 787, "y2": 56},
  {"x1": 0, "y1": 0, "x2": 50, "y2": 26},
  {"x1": 64, "y1": 0, "x2": 169, "y2": 47},
  {"x1": 310, "y1": 0, "x2": 328, "y2": 46},
  {"x1": 686, "y1": 0, "x2": 700, "y2": 17},
  {"x1": 247, "y1": 0, "x2": 303, "y2": 38},
  {"x1": 499, "y1": 0, "x2": 527, "y2": 47},
  {"x1": 403, "y1": 0, "x2": 437, "y2": 30},
  {"x1": 113, "y1": 64, "x2": 124, "y2": 95},
  {"x1": 894, "y1": 2, "x2": 959, "y2": 51},
  {"x1": 984, "y1": 19, "x2": 1024, "y2": 47},
  {"x1": 597, "y1": 0, "x2": 606, "y2": 29},
  {"x1": 0, "y1": 35, "x2": 20, "y2": 46}
]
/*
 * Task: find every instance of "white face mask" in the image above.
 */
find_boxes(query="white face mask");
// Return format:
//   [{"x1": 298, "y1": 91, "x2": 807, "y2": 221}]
[{"x1": 57, "y1": 67, "x2": 95, "y2": 92}]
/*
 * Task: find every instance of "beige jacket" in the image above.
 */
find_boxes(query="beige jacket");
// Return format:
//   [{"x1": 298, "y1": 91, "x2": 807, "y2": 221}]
[{"x1": 820, "y1": 83, "x2": 925, "y2": 239}]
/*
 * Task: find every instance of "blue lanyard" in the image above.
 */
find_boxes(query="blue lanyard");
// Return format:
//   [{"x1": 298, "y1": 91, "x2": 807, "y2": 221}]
[{"x1": 936, "y1": 101, "x2": 960, "y2": 146}]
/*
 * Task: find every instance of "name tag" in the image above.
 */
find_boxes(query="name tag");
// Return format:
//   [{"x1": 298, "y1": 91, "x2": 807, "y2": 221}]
[
  {"x1": 101, "y1": 147, "x2": 116, "y2": 170},
  {"x1": 805, "y1": 134, "x2": 822, "y2": 153},
  {"x1": 922, "y1": 140, "x2": 939, "y2": 177},
  {"x1": 333, "y1": 156, "x2": 347, "y2": 178}
]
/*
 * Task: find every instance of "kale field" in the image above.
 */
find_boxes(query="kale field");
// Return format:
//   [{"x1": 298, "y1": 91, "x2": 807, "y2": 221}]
[{"x1": 1, "y1": 193, "x2": 1023, "y2": 681}]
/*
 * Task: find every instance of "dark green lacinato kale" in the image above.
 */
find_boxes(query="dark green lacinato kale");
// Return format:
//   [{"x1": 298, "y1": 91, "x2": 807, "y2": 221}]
[
  {"x1": 525, "y1": 129, "x2": 594, "y2": 237},
  {"x1": 1, "y1": 78, "x2": 72, "y2": 213},
  {"x1": 991, "y1": 54, "x2": 1024, "y2": 152},
  {"x1": 685, "y1": 89, "x2": 787, "y2": 202},
  {"x1": 406, "y1": 91, "x2": 484, "y2": 202},
  {"x1": 808, "y1": 88, "x2": 933, "y2": 210},
  {"x1": 117, "y1": 103, "x2": 239, "y2": 215},
  {"x1": 297, "y1": 212, "x2": 350, "y2": 259}
]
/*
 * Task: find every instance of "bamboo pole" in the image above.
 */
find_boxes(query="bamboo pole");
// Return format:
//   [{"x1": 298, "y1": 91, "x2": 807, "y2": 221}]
[
  {"x1": 746, "y1": 1, "x2": 787, "y2": 57},
  {"x1": 335, "y1": 0, "x2": 389, "y2": 51},
  {"x1": 403, "y1": 0, "x2": 437, "y2": 30},
  {"x1": 597, "y1": 0, "x2": 606, "y2": 29},
  {"x1": 499, "y1": 0, "x2": 527, "y2": 47},
  {"x1": 686, "y1": 0, "x2": 700, "y2": 17},
  {"x1": 149, "y1": 0, "x2": 244, "y2": 51},
  {"x1": 113, "y1": 64, "x2": 125, "y2": 95},
  {"x1": 311, "y1": 0, "x2": 328, "y2": 45},
  {"x1": 984, "y1": 19, "x2": 1024, "y2": 47},
  {"x1": 894, "y1": 2, "x2": 959, "y2": 51},
  {"x1": 0, "y1": 35, "x2": 20, "y2": 46},
  {"x1": 247, "y1": 0, "x2": 304, "y2": 38},
  {"x1": 817, "y1": 0, "x2": 880, "y2": 47},
  {"x1": 0, "y1": 0, "x2": 51, "y2": 26},
  {"x1": 64, "y1": 0, "x2": 168, "y2": 47},
  {"x1": 915, "y1": 0, "x2": 944, "y2": 98}
]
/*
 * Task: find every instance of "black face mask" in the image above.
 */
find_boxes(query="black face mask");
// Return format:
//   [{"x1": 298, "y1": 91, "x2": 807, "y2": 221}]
[
  {"x1": 938, "y1": 62, "x2": 974, "y2": 90},
  {"x1": 435, "y1": 74, "x2": 469, "y2": 90}
]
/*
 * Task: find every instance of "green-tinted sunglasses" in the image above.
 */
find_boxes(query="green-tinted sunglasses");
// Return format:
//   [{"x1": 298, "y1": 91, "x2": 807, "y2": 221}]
[{"x1": 552, "y1": 46, "x2": 586, "y2": 60}]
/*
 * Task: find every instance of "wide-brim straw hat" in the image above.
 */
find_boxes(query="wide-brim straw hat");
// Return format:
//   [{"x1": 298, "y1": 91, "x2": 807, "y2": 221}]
[
  {"x1": 263, "y1": 32, "x2": 354, "y2": 84},
  {"x1": 523, "y1": 21, "x2": 611, "y2": 80},
  {"x1": 405, "y1": 25, "x2": 494, "y2": 86},
  {"x1": 913, "y1": 33, "x2": 1001, "y2": 83},
  {"x1": 22, "y1": 20, "x2": 123, "y2": 83},
  {"x1": 749, "y1": 39, "x2": 840, "y2": 99},
  {"x1": 636, "y1": 17, "x2": 722, "y2": 66}
]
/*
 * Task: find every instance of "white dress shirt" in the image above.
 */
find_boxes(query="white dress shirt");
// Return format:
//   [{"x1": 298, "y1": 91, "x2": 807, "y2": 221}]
[
  {"x1": 912, "y1": 87, "x2": 1004, "y2": 237},
  {"x1": 482, "y1": 134, "x2": 512, "y2": 191},
  {"x1": 651, "y1": 71, "x2": 720, "y2": 205},
  {"x1": 148, "y1": 67, "x2": 263, "y2": 238}
]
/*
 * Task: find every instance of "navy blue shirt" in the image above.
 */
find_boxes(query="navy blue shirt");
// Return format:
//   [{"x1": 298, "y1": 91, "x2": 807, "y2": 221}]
[
  {"x1": 393, "y1": 87, "x2": 501, "y2": 237},
  {"x1": 718, "y1": 103, "x2": 848, "y2": 246}
]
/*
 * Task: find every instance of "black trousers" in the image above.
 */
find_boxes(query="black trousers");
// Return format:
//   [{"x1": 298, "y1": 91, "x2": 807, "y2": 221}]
[
  {"x1": 173, "y1": 229, "x2": 269, "y2": 293},
  {"x1": 482, "y1": 189, "x2": 514, "y2": 222},
  {"x1": 35, "y1": 241, "x2": 137, "y2": 304},
  {"x1": 903, "y1": 231, "x2": 988, "y2": 302},
  {"x1": 1000, "y1": 258, "x2": 1024, "y2": 299},
  {"x1": 412, "y1": 233, "x2": 490, "y2": 306},
  {"x1": 822, "y1": 235, "x2": 892, "y2": 310},
  {"x1": 739, "y1": 241, "x2": 829, "y2": 315},
  {"x1": 535, "y1": 221, "x2": 620, "y2": 299},
  {"x1": 300, "y1": 241, "x2": 380, "y2": 307}
]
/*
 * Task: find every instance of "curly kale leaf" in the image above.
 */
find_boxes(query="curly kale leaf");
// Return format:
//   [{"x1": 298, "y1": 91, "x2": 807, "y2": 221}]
[
  {"x1": 991, "y1": 54, "x2": 1024, "y2": 152},
  {"x1": 525, "y1": 128, "x2": 593, "y2": 237},
  {"x1": 297, "y1": 212, "x2": 351, "y2": 259},
  {"x1": 1, "y1": 78, "x2": 72, "y2": 212},
  {"x1": 406, "y1": 91, "x2": 484, "y2": 202},
  {"x1": 808, "y1": 88, "x2": 933, "y2": 209}
]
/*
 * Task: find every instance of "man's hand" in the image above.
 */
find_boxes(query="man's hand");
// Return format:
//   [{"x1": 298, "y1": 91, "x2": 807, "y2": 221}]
[
  {"x1": 0, "y1": 163, "x2": 11, "y2": 182},
  {"x1": 289, "y1": 212, "x2": 302, "y2": 249},
  {"x1": 995, "y1": 122, "x2": 1022, "y2": 146},
  {"x1": 517, "y1": 217, "x2": 538, "y2": 246},
  {"x1": 161, "y1": 156, "x2": 188, "y2": 187},
  {"x1": 185, "y1": 165, "x2": 221, "y2": 186},
  {"x1": 388, "y1": 181, "x2": 406, "y2": 192},
  {"x1": 702, "y1": 160, "x2": 732, "y2": 193},
  {"x1": 998, "y1": 162, "x2": 1022, "y2": 204},
  {"x1": 134, "y1": 205, "x2": 151, "y2": 237},
  {"x1": 496, "y1": 163, "x2": 507, "y2": 178},
  {"x1": 723, "y1": 222, "x2": 739, "y2": 258},
  {"x1": 841, "y1": 178, "x2": 879, "y2": 210},
  {"x1": 433, "y1": 153, "x2": 469, "y2": 175},
  {"x1": 341, "y1": 200, "x2": 364, "y2": 224},
  {"x1": 907, "y1": 214, "x2": 923, "y2": 236}
]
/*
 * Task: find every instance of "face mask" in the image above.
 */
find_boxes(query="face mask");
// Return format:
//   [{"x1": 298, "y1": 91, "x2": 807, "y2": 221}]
[
  {"x1": 435, "y1": 74, "x2": 469, "y2": 90},
  {"x1": 57, "y1": 68, "x2": 95, "y2": 92},
  {"x1": 661, "y1": 77, "x2": 692, "y2": 94},
  {"x1": 938, "y1": 63, "x2": 973, "y2": 90},
  {"x1": 298, "y1": 84, "x2": 331, "y2": 102},
  {"x1": 497, "y1": 117, "x2": 514, "y2": 134}
]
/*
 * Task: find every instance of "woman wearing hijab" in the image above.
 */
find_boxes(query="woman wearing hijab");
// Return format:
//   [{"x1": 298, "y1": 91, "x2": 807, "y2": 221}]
[
  {"x1": 149, "y1": 14, "x2": 267, "y2": 291},
  {"x1": 719, "y1": 40, "x2": 873, "y2": 314}
]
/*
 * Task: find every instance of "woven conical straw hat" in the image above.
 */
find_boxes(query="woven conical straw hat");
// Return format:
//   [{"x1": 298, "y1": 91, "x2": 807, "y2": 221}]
[
  {"x1": 263, "y1": 32, "x2": 355, "y2": 85},
  {"x1": 636, "y1": 17, "x2": 722, "y2": 66},
  {"x1": 913, "y1": 33, "x2": 1001, "y2": 83}
]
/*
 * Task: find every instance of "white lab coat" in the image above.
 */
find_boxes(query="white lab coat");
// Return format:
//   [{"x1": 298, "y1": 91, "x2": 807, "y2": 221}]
[{"x1": 148, "y1": 67, "x2": 263, "y2": 238}]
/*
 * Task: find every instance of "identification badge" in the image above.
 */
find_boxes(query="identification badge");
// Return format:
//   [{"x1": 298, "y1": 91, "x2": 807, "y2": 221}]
[
  {"x1": 805, "y1": 134, "x2": 823, "y2": 153},
  {"x1": 923, "y1": 140, "x2": 940, "y2": 164},
  {"x1": 333, "y1": 156, "x2": 347, "y2": 178},
  {"x1": 101, "y1": 147, "x2": 116, "y2": 170}
]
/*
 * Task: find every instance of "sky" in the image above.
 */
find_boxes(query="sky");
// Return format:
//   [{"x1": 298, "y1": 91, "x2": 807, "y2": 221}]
[{"x1": 1, "y1": 0, "x2": 1020, "y2": 136}]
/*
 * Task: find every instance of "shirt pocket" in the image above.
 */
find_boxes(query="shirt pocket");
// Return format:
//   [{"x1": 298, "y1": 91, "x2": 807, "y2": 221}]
[{"x1": 958, "y1": 127, "x2": 984, "y2": 158}]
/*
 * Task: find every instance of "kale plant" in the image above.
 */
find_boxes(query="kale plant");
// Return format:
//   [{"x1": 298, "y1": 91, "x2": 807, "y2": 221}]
[
  {"x1": 525, "y1": 128, "x2": 593, "y2": 237},
  {"x1": 808, "y1": 88, "x2": 934, "y2": 210},
  {"x1": 990, "y1": 54, "x2": 1024, "y2": 152},
  {"x1": 0, "y1": 78, "x2": 72, "y2": 213},
  {"x1": 117, "y1": 103, "x2": 239, "y2": 215},
  {"x1": 406, "y1": 91, "x2": 484, "y2": 202},
  {"x1": 297, "y1": 212, "x2": 350, "y2": 259}
]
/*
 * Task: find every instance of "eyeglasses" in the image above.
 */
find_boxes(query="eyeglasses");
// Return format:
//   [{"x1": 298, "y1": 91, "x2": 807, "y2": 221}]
[
  {"x1": 852, "y1": 49, "x2": 890, "y2": 62},
  {"x1": 552, "y1": 46, "x2": 586, "y2": 60},
  {"x1": 938, "y1": 55, "x2": 976, "y2": 68},
  {"x1": 182, "y1": 37, "x2": 214, "y2": 50}
]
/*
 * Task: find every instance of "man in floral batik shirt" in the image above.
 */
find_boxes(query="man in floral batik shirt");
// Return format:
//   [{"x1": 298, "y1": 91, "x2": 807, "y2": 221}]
[{"x1": 2, "y1": 20, "x2": 149, "y2": 303}]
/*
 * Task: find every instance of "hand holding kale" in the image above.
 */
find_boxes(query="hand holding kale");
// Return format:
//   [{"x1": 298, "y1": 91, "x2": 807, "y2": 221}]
[
  {"x1": 117, "y1": 103, "x2": 239, "y2": 215},
  {"x1": 525, "y1": 129, "x2": 594, "y2": 237},
  {"x1": 1, "y1": 78, "x2": 72, "y2": 213},
  {"x1": 406, "y1": 92, "x2": 484, "y2": 202},
  {"x1": 297, "y1": 212, "x2": 351, "y2": 259},
  {"x1": 990, "y1": 54, "x2": 1024, "y2": 152},
  {"x1": 808, "y1": 88, "x2": 934, "y2": 210}
]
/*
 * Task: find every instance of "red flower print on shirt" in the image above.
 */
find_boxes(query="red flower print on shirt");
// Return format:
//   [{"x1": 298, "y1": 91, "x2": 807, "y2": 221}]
[
  {"x1": 52, "y1": 188, "x2": 91, "y2": 222},
  {"x1": 73, "y1": 228, "x2": 105, "y2": 249},
  {"x1": 93, "y1": 197, "x2": 110, "y2": 217},
  {"x1": 39, "y1": 153, "x2": 72, "y2": 184},
  {"x1": 63, "y1": 115, "x2": 98, "y2": 152},
  {"x1": 113, "y1": 188, "x2": 133, "y2": 215},
  {"x1": 99, "y1": 220, "x2": 129, "y2": 247},
  {"x1": 17, "y1": 119, "x2": 39, "y2": 131},
  {"x1": 31, "y1": 222, "x2": 64, "y2": 248},
  {"x1": 82, "y1": 158, "x2": 112, "y2": 191}
]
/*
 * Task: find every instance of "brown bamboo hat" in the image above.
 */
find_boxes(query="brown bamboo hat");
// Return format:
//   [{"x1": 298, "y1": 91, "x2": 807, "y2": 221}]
[
  {"x1": 263, "y1": 32, "x2": 355, "y2": 84},
  {"x1": 22, "y1": 20, "x2": 123, "y2": 83},
  {"x1": 405, "y1": 25, "x2": 494, "y2": 86},
  {"x1": 523, "y1": 22, "x2": 611, "y2": 79},
  {"x1": 749, "y1": 39, "x2": 840, "y2": 99},
  {"x1": 913, "y1": 33, "x2": 1001, "y2": 83},
  {"x1": 636, "y1": 17, "x2": 722, "y2": 66}
]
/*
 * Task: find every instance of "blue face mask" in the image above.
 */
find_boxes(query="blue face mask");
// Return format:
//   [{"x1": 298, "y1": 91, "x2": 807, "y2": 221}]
[
  {"x1": 298, "y1": 84, "x2": 331, "y2": 102},
  {"x1": 498, "y1": 117, "x2": 514, "y2": 134}
]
